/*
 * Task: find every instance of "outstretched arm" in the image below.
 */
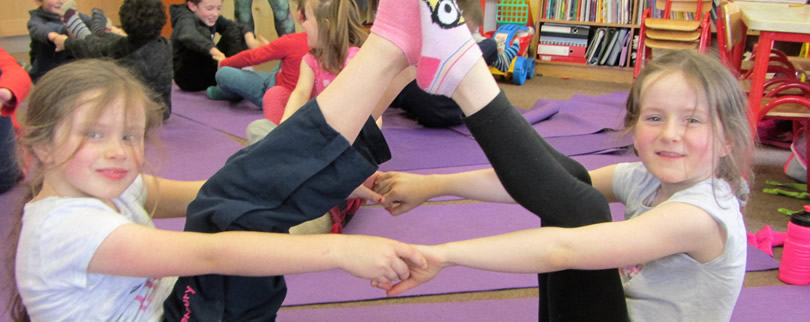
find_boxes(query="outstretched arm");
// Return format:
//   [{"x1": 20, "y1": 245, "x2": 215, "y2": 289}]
[
  {"x1": 374, "y1": 168, "x2": 515, "y2": 215},
  {"x1": 388, "y1": 201, "x2": 728, "y2": 295},
  {"x1": 89, "y1": 225, "x2": 426, "y2": 285},
  {"x1": 142, "y1": 175, "x2": 205, "y2": 219}
]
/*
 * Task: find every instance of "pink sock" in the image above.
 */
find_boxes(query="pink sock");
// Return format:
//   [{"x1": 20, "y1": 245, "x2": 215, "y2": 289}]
[
  {"x1": 416, "y1": 0, "x2": 482, "y2": 96},
  {"x1": 369, "y1": 0, "x2": 421, "y2": 65},
  {"x1": 371, "y1": 0, "x2": 482, "y2": 97}
]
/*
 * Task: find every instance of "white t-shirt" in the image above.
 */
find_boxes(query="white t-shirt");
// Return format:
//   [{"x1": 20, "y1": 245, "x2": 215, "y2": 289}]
[
  {"x1": 613, "y1": 162, "x2": 746, "y2": 322},
  {"x1": 16, "y1": 176, "x2": 177, "y2": 321}
]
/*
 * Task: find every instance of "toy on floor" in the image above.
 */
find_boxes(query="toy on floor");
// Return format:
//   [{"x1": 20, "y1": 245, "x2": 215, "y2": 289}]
[{"x1": 485, "y1": 0, "x2": 536, "y2": 85}]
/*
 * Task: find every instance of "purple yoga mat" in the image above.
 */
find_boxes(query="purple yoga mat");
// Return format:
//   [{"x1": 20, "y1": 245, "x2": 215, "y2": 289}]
[
  {"x1": 379, "y1": 128, "x2": 633, "y2": 172},
  {"x1": 545, "y1": 131, "x2": 632, "y2": 157},
  {"x1": 379, "y1": 128, "x2": 489, "y2": 171},
  {"x1": 396, "y1": 152, "x2": 639, "y2": 202},
  {"x1": 382, "y1": 108, "x2": 424, "y2": 129},
  {"x1": 283, "y1": 203, "x2": 540, "y2": 305},
  {"x1": 450, "y1": 92, "x2": 629, "y2": 139},
  {"x1": 277, "y1": 285, "x2": 810, "y2": 322},
  {"x1": 731, "y1": 285, "x2": 810, "y2": 322},
  {"x1": 144, "y1": 115, "x2": 244, "y2": 181},
  {"x1": 745, "y1": 244, "x2": 780, "y2": 271},
  {"x1": 282, "y1": 202, "x2": 633, "y2": 306},
  {"x1": 170, "y1": 84, "x2": 263, "y2": 138},
  {"x1": 278, "y1": 297, "x2": 539, "y2": 321}
]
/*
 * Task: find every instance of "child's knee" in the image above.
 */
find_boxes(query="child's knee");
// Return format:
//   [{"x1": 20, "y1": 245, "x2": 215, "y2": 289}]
[{"x1": 215, "y1": 67, "x2": 238, "y2": 84}]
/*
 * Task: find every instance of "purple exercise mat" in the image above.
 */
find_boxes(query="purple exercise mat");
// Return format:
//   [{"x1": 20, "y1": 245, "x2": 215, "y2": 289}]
[
  {"x1": 170, "y1": 84, "x2": 263, "y2": 138},
  {"x1": 379, "y1": 127, "x2": 488, "y2": 171},
  {"x1": 282, "y1": 203, "x2": 542, "y2": 305},
  {"x1": 731, "y1": 285, "x2": 810, "y2": 322},
  {"x1": 378, "y1": 128, "x2": 633, "y2": 171},
  {"x1": 144, "y1": 114, "x2": 244, "y2": 181},
  {"x1": 282, "y1": 202, "x2": 631, "y2": 306},
  {"x1": 450, "y1": 92, "x2": 628, "y2": 139},
  {"x1": 277, "y1": 284, "x2": 810, "y2": 322},
  {"x1": 382, "y1": 108, "x2": 424, "y2": 129},
  {"x1": 278, "y1": 297, "x2": 539, "y2": 321}
]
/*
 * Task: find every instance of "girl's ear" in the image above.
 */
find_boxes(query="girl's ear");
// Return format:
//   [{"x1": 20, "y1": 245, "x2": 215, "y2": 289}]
[
  {"x1": 717, "y1": 133, "x2": 733, "y2": 158},
  {"x1": 187, "y1": 1, "x2": 198, "y2": 12},
  {"x1": 32, "y1": 143, "x2": 54, "y2": 165}
]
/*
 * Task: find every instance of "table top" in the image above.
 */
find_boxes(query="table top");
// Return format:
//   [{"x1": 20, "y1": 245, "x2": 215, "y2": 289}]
[{"x1": 736, "y1": 2, "x2": 810, "y2": 33}]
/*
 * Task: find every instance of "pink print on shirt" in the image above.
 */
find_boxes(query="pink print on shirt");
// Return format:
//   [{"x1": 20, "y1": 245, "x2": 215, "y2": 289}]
[
  {"x1": 181, "y1": 285, "x2": 196, "y2": 322},
  {"x1": 620, "y1": 263, "x2": 644, "y2": 282},
  {"x1": 133, "y1": 279, "x2": 157, "y2": 311}
]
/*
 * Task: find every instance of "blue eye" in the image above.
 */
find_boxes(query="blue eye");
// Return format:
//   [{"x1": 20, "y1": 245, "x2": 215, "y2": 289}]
[
  {"x1": 86, "y1": 131, "x2": 102, "y2": 139},
  {"x1": 646, "y1": 116, "x2": 662, "y2": 122},
  {"x1": 122, "y1": 134, "x2": 140, "y2": 142}
]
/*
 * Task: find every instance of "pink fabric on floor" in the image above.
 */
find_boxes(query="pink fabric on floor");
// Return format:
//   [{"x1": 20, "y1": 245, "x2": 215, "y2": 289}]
[{"x1": 747, "y1": 225, "x2": 787, "y2": 257}]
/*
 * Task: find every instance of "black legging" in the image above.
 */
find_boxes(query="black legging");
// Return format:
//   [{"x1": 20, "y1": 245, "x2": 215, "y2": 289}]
[{"x1": 464, "y1": 91, "x2": 629, "y2": 322}]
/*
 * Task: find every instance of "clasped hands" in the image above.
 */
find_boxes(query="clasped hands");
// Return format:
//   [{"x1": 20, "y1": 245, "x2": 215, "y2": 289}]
[{"x1": 346, "y1": 172, "x2": 447, "y2": 296}]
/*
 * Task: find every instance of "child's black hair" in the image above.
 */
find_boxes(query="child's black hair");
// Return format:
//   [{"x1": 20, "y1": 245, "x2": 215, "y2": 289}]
[{"x1": 120, "y1": 0, "x2": 167, "y2": 45}]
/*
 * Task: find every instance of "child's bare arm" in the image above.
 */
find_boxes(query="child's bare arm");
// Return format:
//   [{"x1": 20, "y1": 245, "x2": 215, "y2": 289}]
[
  {"x1": 209, "y1": 47, "x2": 226, "y2": 62},
  {"x1": 280, "y1": 61, "x2": 316, "y2": 123},
  {"x1": 244, "y1": 32, "x2": 265, "y2": 49},
  {"x1": 142, "y1": 175, "x2": 205, "y2": 219},
  {"x1": 374, "y1": 169, "x2": 515, "y2": 215},
  {"x1": 88, "y1": 225, "x2": 426, "y2": 284},
  {"x1": 389, "y1": 201, "x2": 728, "y2": 295}
]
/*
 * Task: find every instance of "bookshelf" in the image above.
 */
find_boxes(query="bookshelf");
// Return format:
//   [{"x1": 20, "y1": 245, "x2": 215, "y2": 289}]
[{"x1": 531, "y1": 0, "x2": 643, "y2": 83}]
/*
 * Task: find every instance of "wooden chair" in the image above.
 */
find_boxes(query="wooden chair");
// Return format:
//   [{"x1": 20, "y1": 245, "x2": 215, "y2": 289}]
[
  {"x1": 633, "y1": 0, "x2": 712, "y2": 78},
  {"x1": 718, "y1": 2, "x2": 810, "y2": 187}
]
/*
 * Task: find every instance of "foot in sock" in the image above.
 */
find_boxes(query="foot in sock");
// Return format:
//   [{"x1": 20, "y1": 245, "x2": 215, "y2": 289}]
[
  {"x1": 207, "y1": 86, "x2": 241, "y2": 102},
  {"x1": 370, "y1": 0, "x2": 481, "y2": 97},
  {"x1": 61, "y1": 0, "x2": 92, "y2": 39},
  {"x1": 416, "y1": 0, "x2": 482, "y2": 96},
  {"x1": 90, "y1": 8, "x2": 112, "y2": 36}
]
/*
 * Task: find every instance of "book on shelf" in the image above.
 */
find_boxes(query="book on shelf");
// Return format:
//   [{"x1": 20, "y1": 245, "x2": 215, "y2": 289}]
[
  {"x1": 585, "y1": 27, "x2": 607, "y2": 65},
  {"x1": 604, "y1": 28, "x2": 629, "y2": 66},
  {"x1": 540, "y1": 23, "x2": 590, "y2": 39},
  {"x1": 538, "y1": 55, "x2": 588, "y2": 64},
  {"x1": 543, "y1": 0, "x2": 634, "y2": 24},
  {"x1": 540, "y1": 35, "x2": 588, "y2": 46},
  {"x1": 618, "y1": 29, "x2": 633, "y2": 67},
  {"x1": 537, "y1": 43, "x2": 587, "y2": 58},
  {"x1": 597, "y1": 28, "x2": 618, "y2": 65}
]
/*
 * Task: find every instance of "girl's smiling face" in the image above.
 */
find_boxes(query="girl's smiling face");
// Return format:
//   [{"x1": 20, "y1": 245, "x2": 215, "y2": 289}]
[
  {"x1": 36, "y1": 92, "x2": 147, "y2": 206},
  {"x1": 189, "y1": 0, "x2": 222, "y2": 26},
  {"x1": 632, "y1": 71, "x2": 729, "y2": 190}
]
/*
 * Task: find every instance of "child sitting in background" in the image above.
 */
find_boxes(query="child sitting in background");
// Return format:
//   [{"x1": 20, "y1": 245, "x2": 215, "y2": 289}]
[
  {"x1": 53, "y1": 0, "x2": 173, "y2": 120},
  {"x1": 170, "y1": 0, "x2": 264, "y2": 92},
  {"x1": 206, "y1": 25, "x2": 309, "y2": 110},
  {"x1": 26, "y1": 0, "x2": 91, "y2": 81},
  {"x1": 0, "y1": 48, "x2": 32, "y2": 195},
  {"x1": 244, "y1": 0, "x2": 378, "y2": 143}
]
